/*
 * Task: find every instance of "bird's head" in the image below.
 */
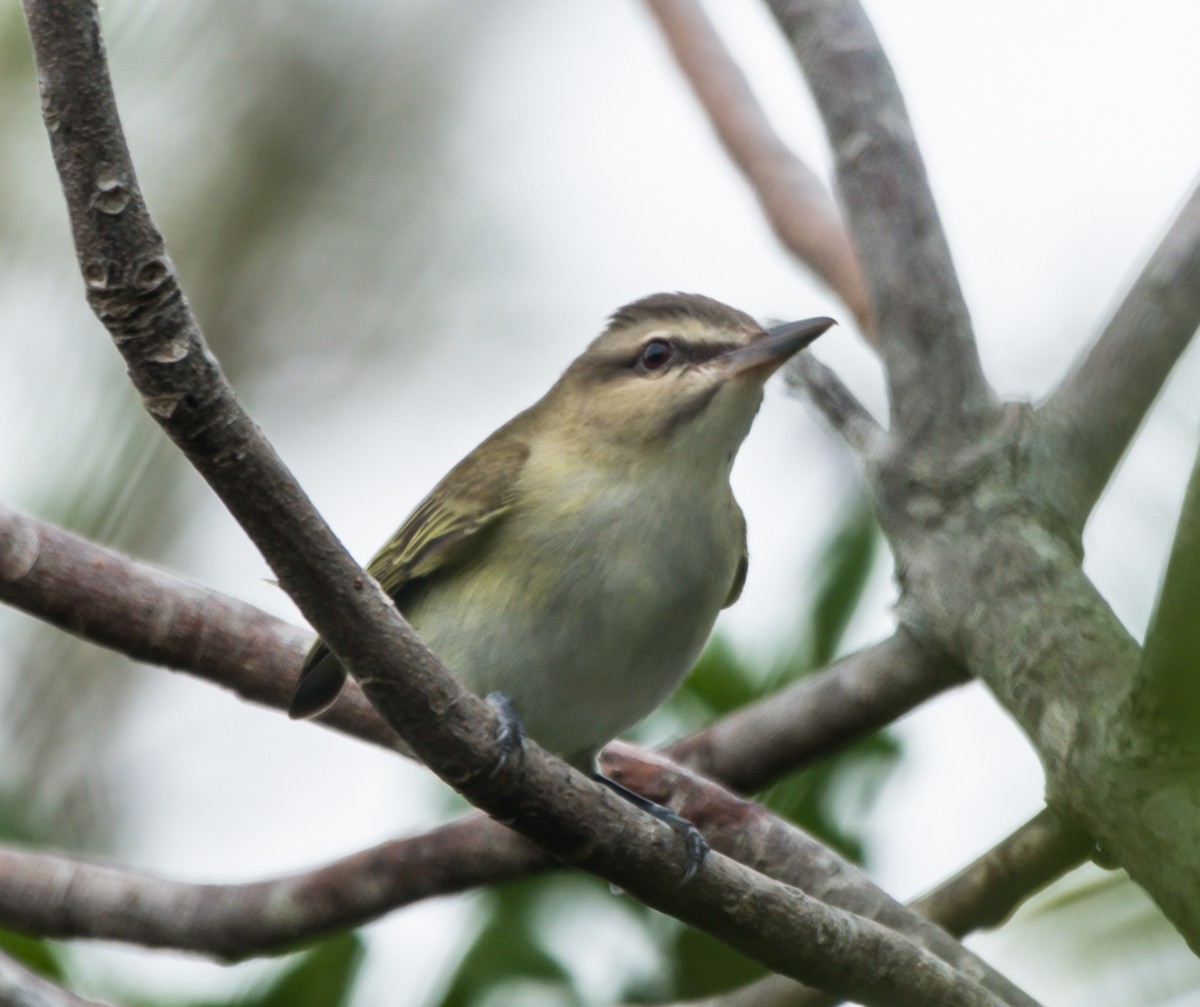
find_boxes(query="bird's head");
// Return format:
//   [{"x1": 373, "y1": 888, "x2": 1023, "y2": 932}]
[{"x1": 552, "y1": 293, "x2": 834, "y2": 467}]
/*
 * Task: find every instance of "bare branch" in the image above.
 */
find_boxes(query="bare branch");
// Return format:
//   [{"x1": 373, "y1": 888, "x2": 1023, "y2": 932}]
[
  {"x1": 641, "y1": 0, "x2": 870, "y2": 332},
  {"x1": 0, "y1": 518, "x2": 972, "y2": 961},
  {"x1": 765, "y1": 0, "x2": 995, "y2": 446},
  {"x1": 1036, "y1": 179, "x2": 1200, "y2": 528},
  {"x1": 0, "y1": 817, "x2": 547, "y2": 960},
  {"x1": 18, "y1": 4, "x2": 1006, "y2": 1002},
  {"x1": 0, "y1": 503, "x2": 399, "y2": 751},
  {"x1": 910, "y1": 807, "x2": 1093, "y2": 938},
  {"x1": 0, "y1": 751, "x2": 1043, "y2": 1007},
  {"x1": 785, "y1": 353, "x2": 886, "y2": 457},
  {"x1": 1, "y1": 505, "x2": 962, "y2": 794},
  {"x1": 668, "y1": 808, "x2": 1090, "y2": 1007},
  {"x1": 602, "y1": 744, "x2": 1040, "y2": 1007},
  {"x1": 0, "y1": 949, "x2": 113, "y2": 1007},
  {"x1": 668, "y1": 631, "x2": 966, "y2": 792}
]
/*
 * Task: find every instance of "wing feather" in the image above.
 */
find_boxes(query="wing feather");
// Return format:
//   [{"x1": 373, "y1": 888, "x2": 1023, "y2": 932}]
[
  {"x1": 722, "y1": 502, "x2": 748, "y2": 609},
  {"x1": 288, "y1": 431, "x2": 530, "y2": 720}
]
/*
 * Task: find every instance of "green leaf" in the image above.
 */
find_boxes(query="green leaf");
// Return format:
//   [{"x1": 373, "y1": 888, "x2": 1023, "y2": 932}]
[
  {"x1": 433, "y1": 880, "x2": 579, "y2": 1007},
  {"x1": 1140, "y1": 439, "x2": 1200, "y2": 738},
  {"x1": 761, "y1": 730, "x2": 900, "y2": 863},
  {"x1": 240, "y1": 933, "x2": 365, "y2": 1007},
  {"x1": 0, "y1": 929, "x2": 67, "y2": 982},
  {"x1": 767, "y1": 489, "x2": 879, "y2": 692}
]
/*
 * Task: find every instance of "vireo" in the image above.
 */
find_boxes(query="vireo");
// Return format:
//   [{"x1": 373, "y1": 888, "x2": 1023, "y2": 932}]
[{"x1": 291, "y1": 293, "x2": 833, "y2": 772}]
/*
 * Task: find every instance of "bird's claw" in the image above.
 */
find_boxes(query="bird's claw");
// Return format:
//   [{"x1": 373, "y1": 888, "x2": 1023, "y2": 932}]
[
  {"x1": 486, "y1": 691, "x2": 526, "y2": 777},
  {"x1": 594, "y1": 773, "x2": 709, "y2": 883}
]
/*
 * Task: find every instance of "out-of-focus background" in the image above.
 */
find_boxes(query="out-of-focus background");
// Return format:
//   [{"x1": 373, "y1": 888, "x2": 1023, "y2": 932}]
[{"x1": 2, "y1": 1, "x2": 1200, "y2": 1004}]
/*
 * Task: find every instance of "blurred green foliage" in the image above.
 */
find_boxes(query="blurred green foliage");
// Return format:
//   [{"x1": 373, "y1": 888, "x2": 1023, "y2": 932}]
[{"x1": 1140, "y1": 442, "x2": 1200, "y2": 737}]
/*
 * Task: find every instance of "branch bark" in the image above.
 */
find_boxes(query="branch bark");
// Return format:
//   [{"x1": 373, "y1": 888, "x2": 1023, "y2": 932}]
[
  {"x1": 784, "y1": 353, "x2": 886, "y2": 458},
  {"x1": 602, "y1": 744, "x2": 1040, "y2": 1007},
  {"x1": 1036, "y1": 179, "x2": 1200, "y2": 529},
  {"x1": 670, "y1": 808, "x2": 1091, "y2": 1007},
  {"x1": 640, "y1": 0, "x2": 870, "y2": 333},
  {"x1": 0, "y1": 503, "x2": 398, "y2": 751},
  {"x1": 765, "y1": 0, "x2": 995, "y2": 446},
  {"x1": 0, "y1": 817, "x2": 545, "y2": 960},
  {"x1": 0, "y1": 748, "x2": 1041, "y2": 1007},
  {"x1": 17, "y1": 3, "x2": 1006, "y2": 1003},
  {"x1": 667, "y1": 630, "x2": 965, "y2": 790}
]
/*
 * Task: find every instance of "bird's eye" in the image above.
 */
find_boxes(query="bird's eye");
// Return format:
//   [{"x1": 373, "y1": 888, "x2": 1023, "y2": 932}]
[{"x1": 638, "y1": 339, "x2": 674, "y2": 373}]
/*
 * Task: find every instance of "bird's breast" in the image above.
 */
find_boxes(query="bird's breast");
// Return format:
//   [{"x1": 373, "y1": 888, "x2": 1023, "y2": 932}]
[{"x1": 407, "y1": 465, "x2": 741, "y2": 764}]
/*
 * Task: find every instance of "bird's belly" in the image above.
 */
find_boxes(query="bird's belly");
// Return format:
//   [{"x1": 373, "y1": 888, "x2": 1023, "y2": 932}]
[{"x1": 409, "y1": 507, "x2": 735, "y2": 765}]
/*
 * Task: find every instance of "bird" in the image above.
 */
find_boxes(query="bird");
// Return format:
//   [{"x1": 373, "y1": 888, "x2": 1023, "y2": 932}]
[{"x1": 290, "y1": 293, "x2": 833, "y2": 872}]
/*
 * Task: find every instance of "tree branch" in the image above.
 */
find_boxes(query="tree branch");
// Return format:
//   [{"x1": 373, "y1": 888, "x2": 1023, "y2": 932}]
[
  {"x1": 640, "y1": 0, "x2": 871, "y2": 333},
  {"x1": 667, "y1": 631, "x2": 966, "y2": 791},
  {"x1": 0, "y1": 817, "x2": 547, "y2": 960},
  {"x1": 602, "y1": 745, "x2": 1039, "y2": 1007},
  {"x1": 1, "y1": 503, "x2": 964, "y2": 794},
  {"x1": 669, "y1": 808, "x2": 1091, "y2": 1007},
  {"x1": 1035, "y1": 179, "x2": 1200, "y2": 529},
  {"x1": 0, "y1": 518, "x2": 971, "y2": 960},
  {"x1": 908, "y1": 807, "x2": 1093, "y2": 938},
  {"x1": 0, "y1": 503, "x2": 399, "y2": 751},
  {"x1": 18, "y1": 3, "x2": 1005, "y2": 1002},
  {"x1": 764, "y1": 0, "x2": 995, "y2": 446},
  {"x1": 784, "y1": 353, "x2": 885, "y2": 457},
  {"x1": 0, "y1": 750, "x2": 1043, "y2": 1007}
]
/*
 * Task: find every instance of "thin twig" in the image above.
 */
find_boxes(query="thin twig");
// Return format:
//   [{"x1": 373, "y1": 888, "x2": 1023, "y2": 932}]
[
  {"x1": 785, "y1": 352, "x2": 885, "y2": 457},
  {"x1": 765, "y1": 0, "x2": 995, "y2": 447},
  {"x1": 0, "y1": 504, "x2": 962, "y2": 794},
  {"x1": 18, "y1": 3, "x2": 1006, "y2": 1003},
  {"x1": 1036, "y1": 179, "x2": 1200, "y2": 529},
  {"x1": 641, "y1": 0, "x2": 870, "y2": 333}
]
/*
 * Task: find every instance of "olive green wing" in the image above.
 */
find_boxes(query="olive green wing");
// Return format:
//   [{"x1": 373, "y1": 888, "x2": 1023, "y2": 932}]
[
  {"x1": 722, "y1": 501, "x2": 748, "y2": 609},
  {"x1": 288, "y1": 434, "x2": 530, "y2": 720},
  {"x1": 366, "y1": 436, "x2": 530, "y2": 597}
]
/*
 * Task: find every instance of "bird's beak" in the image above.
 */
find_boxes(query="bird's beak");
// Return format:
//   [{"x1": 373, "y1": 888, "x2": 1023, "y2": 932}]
[{"x1": 717, "y1": 317, "x2": 836, "y2": 378}]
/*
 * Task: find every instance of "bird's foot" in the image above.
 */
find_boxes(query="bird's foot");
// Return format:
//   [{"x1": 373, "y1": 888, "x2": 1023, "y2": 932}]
[
  {"x1": 593, "y1": 773, "x2": 708, "y2": 883},
  {"x1": 486, "y1": 691, "x2": 526, "y2": 777}
]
